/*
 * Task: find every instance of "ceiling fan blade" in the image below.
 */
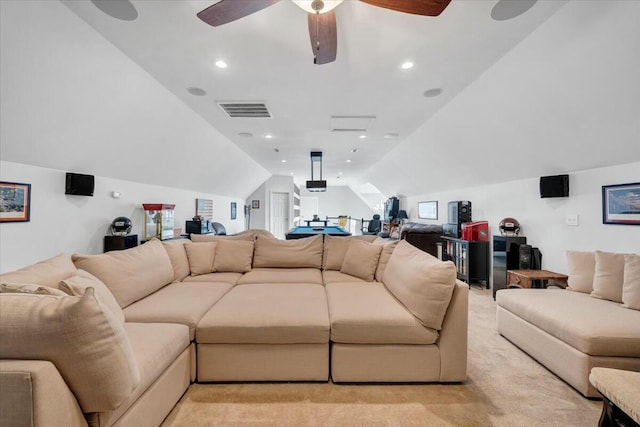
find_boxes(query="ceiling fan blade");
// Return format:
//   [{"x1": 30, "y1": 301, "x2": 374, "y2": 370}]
[
  {"x1": 308, "y1": 10, "x2": 337, "y2": 65},
  {"x1": 197, "y1": 0, "x2": 280, "y2": 27},
  {"x1": 359, "y1": 0, "x2": 452, "y2": 16}
]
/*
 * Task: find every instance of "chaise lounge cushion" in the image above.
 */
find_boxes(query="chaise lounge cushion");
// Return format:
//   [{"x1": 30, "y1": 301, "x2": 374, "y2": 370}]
[
  {"x1": 237, "y1": 267, "x2": 323, "y2": 285},
  {"x1": 0, "y1": 289, "x2": 140, "y2": 412},
  {"x1": 0, "y1": 253, "x2": 76, "y2": 288},
  {"x1": 253, "y1": 235, "x2": 323, "y2": 269},
  {"x1": 497, "y1": 289, "x2": 640, "y2": 357},
  {"x1": 326, "y1": 282, "x2": 438, "y2": 344},
  {"x1": 123, "y1": 282, "x2": 233, "y2": 340},
  {"x1": 383, "y1": 240, "x2": 456, "y2": 331},
  {"x1": 196, "y1": 283, "x2": 330, "y2": 344},
  {"x1": 72, "y1": 239, "x2": 174, "y2": 308}
]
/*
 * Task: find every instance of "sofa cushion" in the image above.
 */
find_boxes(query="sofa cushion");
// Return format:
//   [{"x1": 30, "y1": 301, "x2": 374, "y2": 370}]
[
  {"x1": 0, "y1": 283, "x2": 67, "y2": 296},
  {"x1": 184, "y1": 242, "x2": 216, "y2": 276},
  {"x1": 123, "y1": 282, "x2": 233, "y2": 340},
  {"x1": 182, "y1": 272, "x2": 242, "y2": 285},
  {"x1": 322, "y1": 270, "x2": 366, "y2": 285},
  {"x1": 253, "y1": 235, "x2": 323, "y2": 268},
  {"x1": 383, "y1": 240, "x2": 456, "y2": 331},
  {"x1": 0, "y1": 253, "x2": 76, "y2": 288},
  {"x1": 237, "y1": 267, "x2": 323, "y2": 285},
  {"x1": 623, "y1": 254, "x2": 640, "y2": 310},
  {"x1": 566, "y1": 250, "x2": 596, "y2": 293},
  {"x1": 196, "y1": 283, "x2": 330, "y2": 344},
  {"x1": 326, "y1": 282, "x2": 438, "y2": 344},
  {"x1": 58, "y1": 269, "x2": 125, "y2": 324},
  {"x1": 72, "y1": 239, "x2": 174, "y2": 308},
  {"x1": 497, "y1": 289, "x2": 640, "y2": 357},
  {"x1": 191, "y1": 233, "x2": 254, "y2": 242},
  {"x1": 374, "y1": 239, "x2": 399, "y2": 282},
  {"x1": 0, "y1": 289, "x2": 140, "y2": 412},
  {"x1": 322, "y1": 235, "x2": 378, "y2": 270},
  {"x1": 213, "y1": 240, "x2": 254, "y2": 273},
  {"x1": 162, "y1": 240, "x2": 190, "y2": 282},
  {"x1": 591, "y1": 250, "x2": 626, "y2": 303},
  {"x1": 340, "y1": 240, "x2": 382, "y2": 282}
]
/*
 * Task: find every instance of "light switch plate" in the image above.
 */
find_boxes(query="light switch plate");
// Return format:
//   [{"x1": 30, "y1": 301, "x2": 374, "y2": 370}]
[{"x1": 566, "y1": 214, "x2": 579, "y2": 226}]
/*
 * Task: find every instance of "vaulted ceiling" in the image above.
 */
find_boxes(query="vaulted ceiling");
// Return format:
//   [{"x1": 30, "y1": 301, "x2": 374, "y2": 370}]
[{"x1": 1, "y1": 0, "x2": 638, "y2": 199}]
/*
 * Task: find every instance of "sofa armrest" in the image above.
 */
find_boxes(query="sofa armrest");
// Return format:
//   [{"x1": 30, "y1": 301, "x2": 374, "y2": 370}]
[
  {"x1": 436, "y1": 281, "x2": 469, "y2": 382},
  {"x1": 0, "y1": 360, "x2": 88, "y2": 427}
]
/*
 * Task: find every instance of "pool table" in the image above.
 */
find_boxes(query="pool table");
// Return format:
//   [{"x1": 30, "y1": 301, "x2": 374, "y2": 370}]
[{"x1": 285, "y1": 226, "x2": 351, "y2": 240}]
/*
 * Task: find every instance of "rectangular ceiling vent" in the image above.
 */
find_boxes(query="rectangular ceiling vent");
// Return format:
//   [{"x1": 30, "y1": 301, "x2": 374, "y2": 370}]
[
  {"x1": 217, "y1": 102, "x2": 271, "y2": 118},
  {"x1": 330, "y1": 115, "x2": 376, "y2": 132}
]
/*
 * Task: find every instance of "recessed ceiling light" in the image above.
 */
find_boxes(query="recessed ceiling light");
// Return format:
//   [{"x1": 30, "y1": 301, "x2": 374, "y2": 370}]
[
  {"x1": 265, "y1": 134, "x2": 273, "y2": 139},
  {"x1": 338, "y1": 171, "x2": 343, "y2": 175},
  {"x1": 238, "y1": 132, "x2": 253, "y2": 138},
  {"x1": 359, "y1": 135, "x2": 366, "y2": 139},
  {"x1": 290, "y1": 172, "x2": 294, "y2": 175},
  {"x1": 215, "y1": 60, "x2": 228, "y2": 69},
  {"x1": 401, "y1": 61, "x2": 414, "y2": 70},
  {"x1": 281, "y1": 159, "x2": 287, "y2": 163},
  {"x1": 384, "y1": 133, "x2": 399, "y2": 139},
  {"x1": 346, "y1": 159, "x2": 352, "y2": 163},
  {"x1": 187, "y1": 87, "x2": 207, "y2": 96},
  {"x1": 423, "y1": 88, "x2": 443, "y2": 98}
]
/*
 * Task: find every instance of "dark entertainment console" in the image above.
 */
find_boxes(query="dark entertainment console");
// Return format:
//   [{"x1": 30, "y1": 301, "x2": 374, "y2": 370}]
[
  {"x1": 441, "y1": 236, "x2": 489, "y2": 287},
  {"x1": 492, "y1": 235, "x2": 527, "y2": 299}
]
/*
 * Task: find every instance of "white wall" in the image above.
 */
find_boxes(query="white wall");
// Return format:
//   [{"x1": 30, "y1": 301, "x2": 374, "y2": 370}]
[
  {"x1": 246, "y1": 176, "x2": 294, "y2": 232},
  {"x1": 300, "y1": 186, "x2": 376, "y2": 222},
  {"x1": 0, "y1": 161, "x2": 246, "y2": 273},
  {"x1": 404, "y1": 162, "x2": 640, "y2": 276}
]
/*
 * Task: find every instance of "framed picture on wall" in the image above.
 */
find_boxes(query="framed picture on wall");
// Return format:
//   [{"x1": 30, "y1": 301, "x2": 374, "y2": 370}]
[
  {"x1": 252, "y1": 200, "x2": 260, "y2": 209},
  {"x1": 0, "y1": 181, "x2": 31, "y2": 222},
  {"x1": 602, "y1": 182, "x2": 640, "y2": 225},
  {"x1": 418, "y1": 201, "x2": 438, "y2": 220},
  {"x1": 231, "y1": 202, "x2": 237, "y2": 220}
]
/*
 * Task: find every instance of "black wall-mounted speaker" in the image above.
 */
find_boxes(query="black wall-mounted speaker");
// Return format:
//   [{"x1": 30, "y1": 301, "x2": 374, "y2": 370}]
[
  {"x1": 65, "y1": 172, "x2": 95, "y2": 196},
  {"x1": 540, "y1": 174, "x2": 569, "y2": 198},
  {"x1": 448, "y1": 201, "x2": 472, "y2": 224}
]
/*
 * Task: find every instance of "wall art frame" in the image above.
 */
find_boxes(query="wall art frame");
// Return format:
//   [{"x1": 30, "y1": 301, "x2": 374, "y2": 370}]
[
  {"x1": 0, "y1": 181, "x2": 31, "y2": 222},
  {"x1": 418, "y1": 200, "x2": 438, "y2": 220},
  {"x1": 231, "y1": 202, "x2": 237, "y2": 220},
  {"x1": 602, "y1": 182, "x2": 640, "y2": 225}
]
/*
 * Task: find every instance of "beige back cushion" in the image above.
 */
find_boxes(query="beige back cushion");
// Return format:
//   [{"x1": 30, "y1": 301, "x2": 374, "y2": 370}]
[
  {"x1": 71, "y1": 239, "x2": 174, "y2": 308},
  {"x1": 340, "y1": 240, "x2": 383, "y2": 282},
  {"x1": 375, "y1": 239, "x2": 400, "y2": 281},
  {"x1": 0, "y1": 289, "x2": 140, "y2": 412},
  {"x1": 59, "y1": 269, "x2": 125, "y2": 324},
  {"x1": 566, "y1": 250, "x2": 596, "y2": 293},
  {"x1": 190, "y1": 233, "x2": 254, "y2": 242},
  {"x1": 622, "y1": 254, "x2": 640, "y2": 310},
  {"x1": 253, "y1": 235, "x2": 323, "y2": 268},
  {"x1": 162, "y1": 240, "x2": 191, "y2": 282},
  {"x1": 213, "y1": 240, "x2": 254, "y2": 273},
  {"x1": 591, "y1": 250, "x2": 626, "y2": 303},
  {"x1": 184, "y1": 242, "x2": 217, "y2": 276},
  {"x1": 0, "y1": 254, "x2": 76, "y2": 288},
  {"x1": 0, "y1": 283, "x2": 68, "y2": 296},
  {"x1": 383, "y1": 240, "x2": 456, "y2": 330},
  {"x1": 323, "y1": 235, "x2": 381, "y2": 270}
]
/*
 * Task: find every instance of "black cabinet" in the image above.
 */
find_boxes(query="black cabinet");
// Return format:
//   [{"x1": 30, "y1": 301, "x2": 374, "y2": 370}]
[
  {"x1": 442, "y1": 237, "x2": 490, "y2": 287},
  {"x1": 492, "y1": 235, "x2": 527, "y2": 299},
  {"x1": 104, "y1": 235, "x2": 138, "y2": 252}
]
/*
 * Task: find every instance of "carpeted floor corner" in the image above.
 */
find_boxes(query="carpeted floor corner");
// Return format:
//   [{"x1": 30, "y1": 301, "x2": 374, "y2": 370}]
[{"x1": 162, "y1": 288, "x2": 600, "y2": 426}]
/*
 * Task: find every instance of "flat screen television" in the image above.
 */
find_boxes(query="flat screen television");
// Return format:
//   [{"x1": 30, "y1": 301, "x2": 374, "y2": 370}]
[
  {"x1": 384, "y1": 197, "x2": 399, "y2": 221},
  {"x1": 540, "y1": 174, "x2": 569, "y2": 198},
  {"x1": 65, "y1": 172, "x2": 95, "y2": 196}
]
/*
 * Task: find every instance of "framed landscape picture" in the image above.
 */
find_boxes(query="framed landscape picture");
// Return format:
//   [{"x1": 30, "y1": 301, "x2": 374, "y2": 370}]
[
  {"x1": 231, "y1": 202, "x2": 237, "y2": 220},
  {"x1": 602, "y1": 182, "x2": 640, "y2": 225},
  {"x1": 418, "y1": 200, "x2": 438, "y2": 220},
  {"x1": 0, "y1": 181, "x2": 31, "y2": 222}
]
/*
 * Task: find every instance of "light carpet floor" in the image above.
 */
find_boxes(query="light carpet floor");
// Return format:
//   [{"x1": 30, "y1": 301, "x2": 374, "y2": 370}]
[{"x1": 162, "y1": 288, "x2": 601, "y2": 426}]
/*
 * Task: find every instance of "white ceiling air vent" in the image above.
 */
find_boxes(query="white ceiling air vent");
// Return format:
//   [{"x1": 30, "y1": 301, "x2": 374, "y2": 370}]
[
  {"x1": 330, "y1": 115, "x2": 376, "y2": 132},
  {"x1": 217, "y1": 102, "x2": 271, "y2": 118}
]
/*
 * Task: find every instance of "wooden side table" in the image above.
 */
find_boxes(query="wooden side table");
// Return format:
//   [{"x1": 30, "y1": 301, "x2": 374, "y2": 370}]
[{"x1": 506, "y1": 269, "x2": 568, "y2": 289}]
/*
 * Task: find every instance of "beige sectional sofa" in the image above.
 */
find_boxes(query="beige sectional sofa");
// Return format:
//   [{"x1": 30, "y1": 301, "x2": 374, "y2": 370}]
[
  {"x1": 496, "y1": 250, "x2": 640, "y2": 397},
  {"x1": 0, "y1": 232, "x2": 468, "y2": 427}
]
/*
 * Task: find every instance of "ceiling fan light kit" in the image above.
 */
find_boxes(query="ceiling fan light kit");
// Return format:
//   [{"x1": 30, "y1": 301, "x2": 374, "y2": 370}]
[{"x1": 292, "y1": 0, "x2": 344, "y2": 14}]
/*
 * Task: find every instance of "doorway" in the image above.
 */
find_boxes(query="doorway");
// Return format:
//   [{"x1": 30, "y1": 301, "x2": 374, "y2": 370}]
[{"x1": 270, "y1": 192, "x2": 290, "y2": 239}]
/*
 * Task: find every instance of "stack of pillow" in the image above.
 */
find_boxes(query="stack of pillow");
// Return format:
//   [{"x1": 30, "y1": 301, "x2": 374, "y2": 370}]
[{"x1": 566, "y1": 250, "x2": 640, "y2": 310}]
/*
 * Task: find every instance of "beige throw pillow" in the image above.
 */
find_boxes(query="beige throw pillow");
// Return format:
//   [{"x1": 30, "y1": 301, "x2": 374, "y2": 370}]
[
  {"x1": 253, "y1": 234, "x2": 323, "y2": 268},
  {"x1": 566, "y1": 250, "x2": 596, "y2": 293},
  {"x1": 0, "y1": 283, "x2": 68, "y2": 296},
  {"x1": 59, "y1": 269, "x2": 125, "y2": 324},
  {"x1": 0, "y1": 254, "x2": 76, "y2": 288},
  {"x1": 375, "y1": 239, "x2": 399, "y2": 282},
  {"x1": 323, "y1": 235, "x2": 352, "y2": 270},
  {"x1": 184, "y1": 242, "x2": 217, "y2": 276},
  {"x1": 72, "y1": 239, "x2": 174, "y2": 308},
  {"x1": 0, "y1": 288, "x2": 140, "y2": 412},
  {"x1": 213, "y1": 240, "x2": 254, "y2": 273},
  {"x1": 622, "y1": 254, "x2": 640, "y2": 310},
  {"x1": 162, "y1": 240, "x2": 191, "y2": 282},
  {"x1": 591, "y1": 250, "x2": 626, "y2": 303},
  {"x1": 340, "y1": 240, "x2": 383, "y2": 282},
  {"x1": 383, "y1": 240, "x2": 456, "y2": 330}
]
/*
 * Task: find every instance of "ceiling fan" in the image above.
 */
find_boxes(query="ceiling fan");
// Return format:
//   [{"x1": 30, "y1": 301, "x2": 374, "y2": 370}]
[{"x1": 197, "y1": 0, "x2": 452, "y2": 65}]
